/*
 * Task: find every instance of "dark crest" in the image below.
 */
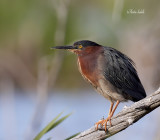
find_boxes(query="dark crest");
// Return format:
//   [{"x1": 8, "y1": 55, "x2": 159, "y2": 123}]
[{"x1": 73, "y1": 40, "x2": 101, "y2": 47}]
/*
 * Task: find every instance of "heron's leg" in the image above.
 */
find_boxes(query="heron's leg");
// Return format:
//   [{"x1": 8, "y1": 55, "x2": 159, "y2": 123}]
[
  {"x1": 96, "y1": 100, "x2": 120, "y2": 131},
  {"x1": 107, "y1": 100, "x2": 120, "y2": 126},
  {"x1": 108, "y1": 102, "x2": 114, "y2": 126},
  {"x1": 108, "y1": 102, "x2": 114, "y2": 116},
  {"x1": 96, "y1": 102, "x2": 114, "y2": 130},
  {"x1": 109, "y1": 100, "x2": 119, "y2": 118}
]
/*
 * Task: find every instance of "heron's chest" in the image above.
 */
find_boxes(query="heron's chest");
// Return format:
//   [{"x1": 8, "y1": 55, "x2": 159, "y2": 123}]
[{"x1": 77, "y1": 56, "x2": 100, "y2": 86}]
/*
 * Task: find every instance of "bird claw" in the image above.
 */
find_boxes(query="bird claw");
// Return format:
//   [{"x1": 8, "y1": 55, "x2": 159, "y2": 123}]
[{"x1": 95, "y1": 116, "x2": 112, "y2": 131}]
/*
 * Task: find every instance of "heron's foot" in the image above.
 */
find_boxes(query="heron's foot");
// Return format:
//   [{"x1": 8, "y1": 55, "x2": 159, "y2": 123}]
[{"x1": 95, "y1": 116, "x2": 112, "y2": 131}]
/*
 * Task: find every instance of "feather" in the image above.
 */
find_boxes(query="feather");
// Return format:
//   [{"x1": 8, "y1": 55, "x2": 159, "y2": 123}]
[{"x1": 103, "y1": 46, "x2": 146, "y2": 102}]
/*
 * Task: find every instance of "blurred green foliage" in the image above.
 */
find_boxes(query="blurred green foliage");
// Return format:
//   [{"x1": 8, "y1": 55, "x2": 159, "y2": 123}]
[
  {"x1": 34, "y1": 112, "x2": 72, "y2": 140},
  {"x1": 0, "y1": 0, "x2": 159, "y2": 91}
]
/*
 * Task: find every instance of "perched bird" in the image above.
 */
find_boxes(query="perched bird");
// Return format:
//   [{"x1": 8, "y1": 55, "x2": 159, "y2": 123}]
[{"x1": 51, "y1": 40, "x2": 146, "y2": 131}]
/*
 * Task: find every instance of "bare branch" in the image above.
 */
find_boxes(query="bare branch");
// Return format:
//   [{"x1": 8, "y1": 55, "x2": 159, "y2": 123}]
[{"x1": 71, "y1": 87, "x2": 160, "y2": 140}]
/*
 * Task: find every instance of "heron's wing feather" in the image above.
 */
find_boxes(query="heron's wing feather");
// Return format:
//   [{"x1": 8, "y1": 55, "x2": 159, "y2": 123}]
[{"x1": 103, "y1": 47, "x2": 146, "y2": 101}]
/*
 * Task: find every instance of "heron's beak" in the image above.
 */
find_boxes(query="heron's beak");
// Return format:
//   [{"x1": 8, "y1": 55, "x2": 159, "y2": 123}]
[{"x1": 51, "y1": 45, "x2": 77, "y2": 50}]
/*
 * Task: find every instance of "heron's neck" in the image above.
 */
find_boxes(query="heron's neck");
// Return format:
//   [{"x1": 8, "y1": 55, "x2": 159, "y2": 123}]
[{"x1": 77, "y1": 47, "x2": 103, "y2": 84}]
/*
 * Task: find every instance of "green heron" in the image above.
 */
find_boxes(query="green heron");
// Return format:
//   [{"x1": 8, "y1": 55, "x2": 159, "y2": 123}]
[{"x1": 51, "y1": 40, "x2": 146, "y2": 131}]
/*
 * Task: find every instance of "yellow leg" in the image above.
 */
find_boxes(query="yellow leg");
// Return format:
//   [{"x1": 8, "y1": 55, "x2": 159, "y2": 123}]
[
  {"x1": 108, "y1": 102, "x2": 114, "y2": 116},
  {"x1": 96, "y1": 100, "x2": 120, "y2": 131},
  {"x1": 108, "y1": 102, "x2": 114, "y2": 126},
  {"x1": 109, "y1": 100, "x2": 119, "y2": 118}
]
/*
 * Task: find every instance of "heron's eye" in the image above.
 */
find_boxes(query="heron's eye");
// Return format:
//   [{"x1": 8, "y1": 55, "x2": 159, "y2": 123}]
[{"x1": 78, "y1": 45, "x2": 83, "y2": 49}]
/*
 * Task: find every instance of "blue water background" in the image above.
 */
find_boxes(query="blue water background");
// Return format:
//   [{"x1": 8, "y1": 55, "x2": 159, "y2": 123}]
[{"x1": 0, "y1": 90, "x2": 159, "y2": 140}]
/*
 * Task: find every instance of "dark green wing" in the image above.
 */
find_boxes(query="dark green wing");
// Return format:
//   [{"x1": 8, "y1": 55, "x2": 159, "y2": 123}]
[{"x1": 103, "y1": 47, "x2": 146, "y2": 102}]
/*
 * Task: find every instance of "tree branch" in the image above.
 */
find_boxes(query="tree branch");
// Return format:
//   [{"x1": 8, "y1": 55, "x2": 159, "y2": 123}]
[{"x1": 71, "y1": 87, "x2": 160, "y2": 140}]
